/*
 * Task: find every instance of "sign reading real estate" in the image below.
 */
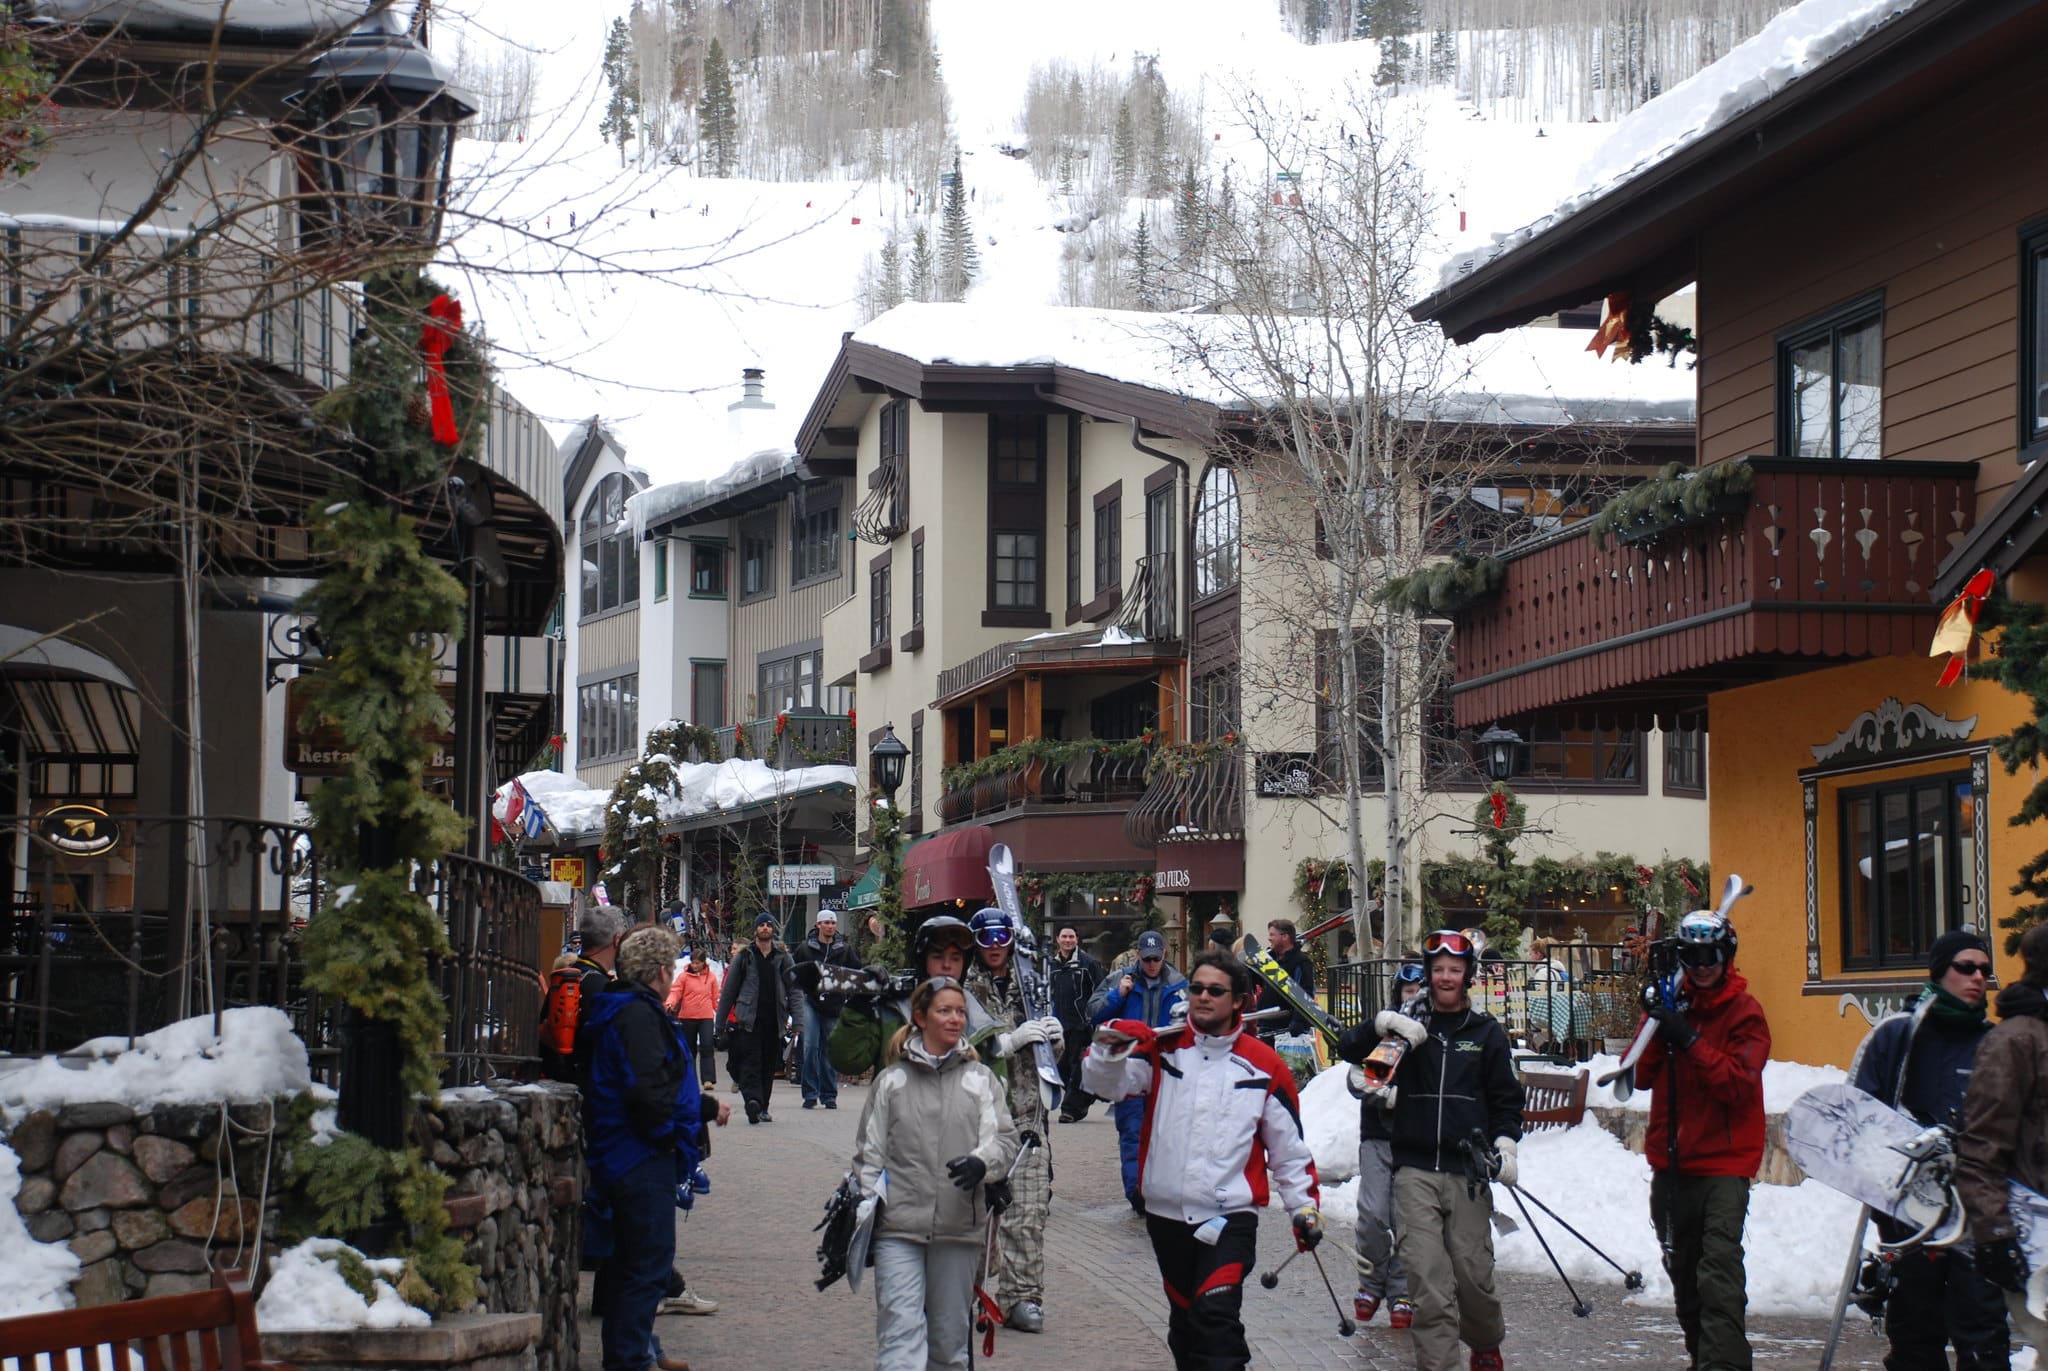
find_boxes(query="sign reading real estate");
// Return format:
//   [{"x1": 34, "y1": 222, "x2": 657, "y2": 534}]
[
  {"x1": 1255, "y1": 752, "x2": 1320, "y2": 798},
  {"x1": 768, "y1": 864, "x2": 837, "y2": 896},
  {"x1": 284, "y1": 676, "x2": 457, "y2": 778}
]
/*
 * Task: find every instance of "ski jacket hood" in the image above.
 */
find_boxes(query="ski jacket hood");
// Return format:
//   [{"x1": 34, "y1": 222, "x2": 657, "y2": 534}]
[
  {"x1": 583, "y1": 985, "x2": 706, "y2": 1190},
  {"x1": 1385, "y1": 1005, "x2": 1523, "y2": 1173},
  {"x1": 1955, "y1": 981, "x2": 2048, "y2": 1243},
  {"x1": 1639, "y1": 969, "x2": 1769, "y2": 1177},
  {"x1": 850, "y1": 1031, "x2": 1019, "y2": 1245}
]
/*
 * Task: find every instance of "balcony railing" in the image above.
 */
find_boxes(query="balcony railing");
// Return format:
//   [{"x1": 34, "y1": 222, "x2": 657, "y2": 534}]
[
  {"x1": 1446, "y1": 457, "x2": 1979, "y2": 727},
  {"x1": 1118, "y1": 551, "x2": 1178, "y2": 641},
  {"x1": 851, "y1": 451, "x2": 907, "y2": 545},
  {"x1": 1125, "y1": 742, "x2": 1245, "y2": 848},
  {"x1": 0, "y1": 814, "x2": 540, "y2": 1084},
  {"x1": 1, "y1": 225, "x2": 360, "y2": 392},
  {"x1": 936, "y1": 742, "x2": 1152, "y2": 824},
  {"x1": 713, "y1": 712, "x2": 853, "y2": 768}
]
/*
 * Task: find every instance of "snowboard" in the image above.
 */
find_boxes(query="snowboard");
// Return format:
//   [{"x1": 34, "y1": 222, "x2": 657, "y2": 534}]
[
  {"x1": 1239, "y1": 933, "x2": 1345, "y2": 1046},
  {"x1": 987, "y1": 842, "x2": 1064, "y2": 1115},
  {"x1": 1784, "y1": 1083, "x2": 1964, "y2": 1248},
  {"x1": 2008, "y1": 1178, "x2": 2048, "y2": 1276}
]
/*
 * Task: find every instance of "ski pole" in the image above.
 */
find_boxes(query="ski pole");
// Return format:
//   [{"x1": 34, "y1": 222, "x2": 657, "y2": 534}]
[
  {"x1": 1504, "y1": 1186, "x2": 1593, "y2": 1317},
  {"x1": 1512, "y1": 1186, "x2": 1644, "y2": 1290},
  {"x1": 1306, "y1": 1245, "x2": 1357, "y2": 1337},
  {"x1": 1257, "y1": 1246, "x2": 1305, "y2": 1289}
]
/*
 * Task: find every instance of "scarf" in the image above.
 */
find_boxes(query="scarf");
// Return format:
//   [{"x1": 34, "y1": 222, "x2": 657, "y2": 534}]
[{"x1": 1923, "y1": 981, "x2": 1990, "y2": 1029}]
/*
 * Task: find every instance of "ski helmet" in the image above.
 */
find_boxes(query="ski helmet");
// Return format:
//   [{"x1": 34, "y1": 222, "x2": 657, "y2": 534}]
[
  {"x1": 1422, "y1": 927, "x2": 1479, "y2": 985},
  {"x1": 912, "y1": 914, "x2": 974, "y2": 965},
  {"x1": 1675, "y1": 909, "x2": 1737, "y2": 967},
  {"x1": 969, "y1": 907, "x2": 1014, "y2": 949}
]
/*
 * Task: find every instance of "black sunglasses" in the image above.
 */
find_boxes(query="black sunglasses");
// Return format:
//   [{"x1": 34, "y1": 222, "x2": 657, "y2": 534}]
[
  {"x1": 1186, "y1": 983, "x2": 1235, "y2": 998},
  {"x1": 1947, "y1": 960, "x2": 1993, "y2": 978}
]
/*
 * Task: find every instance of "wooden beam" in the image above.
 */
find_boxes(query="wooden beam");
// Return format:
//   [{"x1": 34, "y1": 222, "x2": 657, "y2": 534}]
[
  {"x1": 973, "y1": 694, "x2": 992, "y2": 761},
  {"x1": 1157, "y1": 669, "x2": 1180, "y2": 745},
  {"x1": 1021, "y1": 673, "x2": 1044, "y2": 744}
]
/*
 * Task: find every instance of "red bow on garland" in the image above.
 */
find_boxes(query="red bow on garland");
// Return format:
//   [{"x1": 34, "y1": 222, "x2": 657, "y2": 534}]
[
  {"x1": 1587, "y1": 290, "x2": 1632, "y2": 360},
  {"x1": 1490, "y1": 792, "x2": 1509, "y2": 830},
  {"x1": 420, "y1": 293, "x2": 464, "y2": 447},
  {"x1": 1930, "y1": 568, "x2": 1995, "y2": 687}
]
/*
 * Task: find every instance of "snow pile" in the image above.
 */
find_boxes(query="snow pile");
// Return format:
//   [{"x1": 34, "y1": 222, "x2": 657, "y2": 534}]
[
  {"x1": 1299, "y1": 1060, "x2": 1363, "y2": 1182},
  {"x1": 496, "y1": 758, "x2": 858, "y2": 843},
  {"x1": 1581, "y1": 1053, "x2": 1846, "y2": 1112},
  {"x1": 255, "y1": 1239, "x2": 429, "y2": 1332},
  {"x1": 1440, "y1": 0, "x2": 1926, "y2": 288},
  {"x1": 0, "y1": 1007, "x2": 312, "y2": 1115},
  {"x1": 0, "y1": 1141, "x2": 81, "y2": 1317}
]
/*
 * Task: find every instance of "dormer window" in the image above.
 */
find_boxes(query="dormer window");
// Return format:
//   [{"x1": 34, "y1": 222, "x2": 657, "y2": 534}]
[{"x1": 581, "y1": 473, "x2": 639, "y2": 615}]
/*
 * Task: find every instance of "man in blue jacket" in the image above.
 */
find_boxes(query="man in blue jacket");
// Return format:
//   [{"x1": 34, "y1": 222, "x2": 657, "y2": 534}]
[
  {"x1": 1850, "y1": 928, "x2": 2010, "y2": 1371},
  {"x1": 584, "y1": 926, "x2": 732, "y2": 1371},
  {"x1": 1088, "y1": 929, "x2": 1187, "y2": 1211}
]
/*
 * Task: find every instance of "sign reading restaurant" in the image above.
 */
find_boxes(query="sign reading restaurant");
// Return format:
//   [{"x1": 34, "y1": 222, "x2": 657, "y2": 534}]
[{"x1": 284, "y1": 677, "x2": 457, "y2": 778}]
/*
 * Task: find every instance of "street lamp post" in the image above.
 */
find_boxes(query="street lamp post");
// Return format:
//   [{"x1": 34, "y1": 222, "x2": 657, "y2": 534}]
[
  {"x1": 1478, "y1": 723, "x2": 1522, "y2": 785},
  {"x1": 870, "y1": 724, "x2": 910, "y2": 957}
]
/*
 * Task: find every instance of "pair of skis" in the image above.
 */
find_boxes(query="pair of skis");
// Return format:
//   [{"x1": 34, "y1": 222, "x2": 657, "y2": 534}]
[
  {"x1": 1594, "y1": 873, "x2": 1748, "y2": 1103},
  {"x1": 987, "y1": 842, "x2": 1066, "y2": 1116}
]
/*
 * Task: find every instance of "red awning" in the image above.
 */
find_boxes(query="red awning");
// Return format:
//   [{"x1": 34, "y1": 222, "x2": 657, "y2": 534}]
[{"x1": 903, "y1": 824, "x2": 995, "y2": 909}]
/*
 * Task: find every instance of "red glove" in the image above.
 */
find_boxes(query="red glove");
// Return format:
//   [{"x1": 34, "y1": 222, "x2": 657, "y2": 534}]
[{"x1": 1090, "y1": 1018, "x2": 1157, "y2": 1060}]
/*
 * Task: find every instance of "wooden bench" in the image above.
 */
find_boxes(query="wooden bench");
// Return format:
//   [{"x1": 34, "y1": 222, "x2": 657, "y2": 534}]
[
  {"x1": 0, "y1": 1271, "x2": 295, "y2": 1371},
  {"x1": 1518, "y1": 1064, "x2": 1590, "y2": 1131}
]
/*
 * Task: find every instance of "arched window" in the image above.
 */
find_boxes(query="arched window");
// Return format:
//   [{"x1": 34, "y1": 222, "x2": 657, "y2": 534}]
[
  {"x1": 581, "y1": 473, "x2": 640, "y2": 615},
  {"x1": 1192, "y1": 463, "x2": 1240, "y2": 598}
]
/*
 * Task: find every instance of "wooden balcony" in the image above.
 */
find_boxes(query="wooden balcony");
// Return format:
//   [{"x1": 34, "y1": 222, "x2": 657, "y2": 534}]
[
  {"x1": 1446, "y1": 457, "x2": 1979, "y2": 728},
  {"x1": 936, "y1": 742, "x2": 1150, "y2": 825},
  {"x1": 712, "y1": 712, "x2": 853, "y2": 769}
]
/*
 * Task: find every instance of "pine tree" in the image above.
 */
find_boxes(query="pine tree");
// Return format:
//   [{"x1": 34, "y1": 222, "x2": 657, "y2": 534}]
[
  {"x1": 1144, "y1": 84, "x2": 1171, "y2": 197},
  {"x1": 1303, "y1": 0, "x2": 1330, "y2": 42},
  {"x1": 1430, "y1": 24, "x2": 1456, "y2": 83},
  {"x1": 1111, "y1": 99, "x2": 1136, "y2": 197},
  {"x1": 598, "y1": 17, "x2": 639, "y2": 166},
  {"x1": 908, "y1": 225, "x2": 936, "y2": 303},
  {"x1": 1129, "y1": 214, "x2": 1157, "y2": 310},
  {"x1": 938, "y1": 151, "x2": 979, "y2": 301},
  {"x1": 878, "y1": 233, "x2": 905, "y2": 312},
  {"x1": 1174, "y1": 164, "x2": 1205, "y2": 257},
  {"x1": 1057, "y1": 144, "x2": 1075, "y2": 196},
  {"x1": 1376, "y1": 34, "x2": 1409, "y2": 88},
  {"x1": 697, "y1": 36, "x2": 738, "y2": 177}
]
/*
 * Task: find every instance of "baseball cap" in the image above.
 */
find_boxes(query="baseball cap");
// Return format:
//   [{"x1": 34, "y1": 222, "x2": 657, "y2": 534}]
[
  {"x1": 816, "y1": 909, "x2": 839, "y2": 923},
  {"x1": 1136, "y1": 930, "x2": 1166, "y2": 958}
]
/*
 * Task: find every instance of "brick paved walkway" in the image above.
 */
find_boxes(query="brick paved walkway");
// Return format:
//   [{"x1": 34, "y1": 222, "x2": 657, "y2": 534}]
[{"x1": 584, "y1": 1078, "x2": 1897, "y2": 1369}]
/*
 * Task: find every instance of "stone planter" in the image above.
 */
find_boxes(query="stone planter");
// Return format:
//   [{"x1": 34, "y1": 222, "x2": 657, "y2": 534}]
[{"x1": 265, "y1": 1312, "x2": 541, "y2": 1371}]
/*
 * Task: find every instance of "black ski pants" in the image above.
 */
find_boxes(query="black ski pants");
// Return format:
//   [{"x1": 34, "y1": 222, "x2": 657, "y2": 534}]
[
  {"x1": 1057, "y1": 1022, "x2": 1095, "y2": 1119},
  {"x1": 1876, "y1": 1220, "x2": 2012, "y2": 1371},
  {"x1": 1651, "y1": 1171, "x2": 1753, "y2": 1371},
  {"x1": 1144, "y1": 1211, "x2": 1258, "y2": 1371},
  {"x1": 731, "y1": 1015, "x2": 782, "y2": 1119}
]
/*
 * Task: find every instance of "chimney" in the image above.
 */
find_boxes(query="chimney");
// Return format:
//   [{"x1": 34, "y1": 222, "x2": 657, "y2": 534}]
[
  {"x1": 727, "y1": 367, "x2": 778, "y2": 452},
  {"x1": 729, "y1": 367, "x2": 772, "y2": 412}
]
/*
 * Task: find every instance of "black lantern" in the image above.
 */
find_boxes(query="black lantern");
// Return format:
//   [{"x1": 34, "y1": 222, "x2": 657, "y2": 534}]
[
  {"x1": 282, "y1": 11, "x2": 476, "y2": 258},
  {"x1": 1478, "y1": 723, "x2": 1522, "y2": 784},
  {"x1": 872, "y1": 723, "x2": 909, "y2": 802}
]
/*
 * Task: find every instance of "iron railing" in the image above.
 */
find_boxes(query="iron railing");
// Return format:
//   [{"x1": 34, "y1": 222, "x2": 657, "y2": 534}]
[
  {"x1": 935, "y1": 745, "x2": 1152, "y2": 824},
  {"x1": 1118, "y1": 551, "x2": 1177, "y2": 641},
  {"x1": 0, "y1": 814, "x2": 541, "y2": 1083},
  {"x1": 851, "y1": 449, "x2": 907, "y2": 544},
  {"x1": 1324, "y1": 943, "x2": 1639, "y2": 1062},
  {"x1": 712, "y1": 712, "x2": 853, "y2": 769},
  {"x1": 1125, "y1": 743, "x2": 1245, "y2": 848}
]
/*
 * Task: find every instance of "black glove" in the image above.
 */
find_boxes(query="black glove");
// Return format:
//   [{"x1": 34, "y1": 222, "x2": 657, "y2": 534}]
[
  {"x1": 945, "y1": 1155, "x2": 988, "y2": 1192},
  {"x1": 984, "y1": 1178, "x2": 1013, "y2": 1216},
  {"x1": 1975, "y1": 1236, "x2": 2030, "y2": 1294},
  {"x1": 713, "y1": 1025, "x2": 730, "y2": 1051},
  {"x1": 1292, "y1": 1207, "x2": 1324, "y2": 1252},
  {"x1": 1647, "y1": 1005, "x2": 1697, "y2": 1051}
]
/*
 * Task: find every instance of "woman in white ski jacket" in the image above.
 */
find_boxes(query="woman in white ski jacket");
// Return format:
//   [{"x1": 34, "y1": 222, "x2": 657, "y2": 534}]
[{"x1": 850, "y1": 976, "x2": 1020, "y2": 1371}]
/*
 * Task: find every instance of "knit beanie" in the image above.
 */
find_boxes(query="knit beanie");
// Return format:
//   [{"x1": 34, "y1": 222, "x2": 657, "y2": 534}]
[{"x1": 1928, "y1": 928, "x2": 1991, "y2": 979}]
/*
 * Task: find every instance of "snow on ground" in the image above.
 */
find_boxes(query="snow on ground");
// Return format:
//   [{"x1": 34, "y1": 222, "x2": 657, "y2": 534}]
[
  {"x1": 497, "y1": 758, "x2": 858, "y2": 843},
  {"x1": 1581, "y1": 1053, "x2": 1847, "y2": 1112},
  {"x1": 0, "y1": 1007, "x2": 312, "y2": 1115},
  {"x1": 255, "y1": 1239, "x2": 429, "y2": 1332},
  {"x1": 0, "y1": 1141, "x2": 81, "y2": 1317}
]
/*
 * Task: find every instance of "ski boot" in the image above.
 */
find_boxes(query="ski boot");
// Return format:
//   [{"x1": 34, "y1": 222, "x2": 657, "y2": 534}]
[
  {"x1": 1388, "y1": 1298, "x2": 1414, "y2": 1329},
  {"x1": 1007, "y1": 1300, "x2": 1044, "y2": 1333},
  {"x1": 1470, "y1": 1350, "x2": 1505, "y2": 1371},
  {"x1": 1353, "y1": 1291, "x2": 1379, "y2": 1322}
]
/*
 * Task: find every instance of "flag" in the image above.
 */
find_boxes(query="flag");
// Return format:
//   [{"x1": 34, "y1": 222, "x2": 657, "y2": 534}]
[{"x1": 510, "y1": 780, "x2": 548, "y2": 840}]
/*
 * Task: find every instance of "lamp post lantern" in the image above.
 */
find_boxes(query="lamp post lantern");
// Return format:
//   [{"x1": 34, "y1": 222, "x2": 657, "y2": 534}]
[
  {"x1": 872, "y1": 723, "x2": 909, "y2": 802},
  {"x1": 1478, "y1": 723, "x2": 1522, "y2": 785}
]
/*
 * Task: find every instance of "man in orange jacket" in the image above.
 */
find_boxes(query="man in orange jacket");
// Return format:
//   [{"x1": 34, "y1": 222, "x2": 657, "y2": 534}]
[{"x1": 1636, "y1": 908, "x2": 1770, "y2": 1371}]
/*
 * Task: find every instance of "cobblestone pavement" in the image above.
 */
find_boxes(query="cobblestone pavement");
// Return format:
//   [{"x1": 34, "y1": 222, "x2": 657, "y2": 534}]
[{"x1": 584, "y1": 1077, "x2": 1897, "y2": 1370}]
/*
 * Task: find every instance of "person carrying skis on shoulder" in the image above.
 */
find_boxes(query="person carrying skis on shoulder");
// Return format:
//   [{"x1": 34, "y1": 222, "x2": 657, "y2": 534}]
[
  {"x1": 1636, "y1": 908, "x2": 1769, "y2": 1371},
  {"x1": 1082, "y1": 949, "x2": 1321, "y2": 1371},
  {"x1": 963, "y1": 906, "x2": 1063, "y2": 1334},
  {"x1": 1957, "y1": 921, "x2": 2048, "y2": 1351},
  {"x1": 827, "y1": 915, "x2": 1000, "y2": 1078},
  {"x1": 1087, "y1": 929, "x2": 1188, "y2": 1212},
  {"x1": 1849, "y1": 927, "x2": 2010, "y2": 1370},
  {"x1": 1380, "y1": 929, "x2": 1523, "y2": 1371},
  {"x1": 1334, "y1": 956, "x2": 1424, "y2": 1329}
]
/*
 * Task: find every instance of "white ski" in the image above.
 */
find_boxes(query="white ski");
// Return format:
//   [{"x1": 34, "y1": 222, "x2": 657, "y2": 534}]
[{"x1": 986, "y1": 842, "x2": 1065, "y2": 1115}]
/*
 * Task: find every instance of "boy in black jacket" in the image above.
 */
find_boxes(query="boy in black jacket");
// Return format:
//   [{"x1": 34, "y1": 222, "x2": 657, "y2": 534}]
[{"x1": 1379, "y1": 930, "x2": 1523, "y2": 1371}]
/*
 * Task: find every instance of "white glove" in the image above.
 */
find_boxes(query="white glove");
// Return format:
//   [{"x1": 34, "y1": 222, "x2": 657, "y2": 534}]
[
  {"x1": 997, "y1": 1020, "x2": 1050, "y2": 1056},
  {"x1": 1374, "y1": 1010, "x2": 1427, "y2": 1046},
  {"x1": 1034, "y1": 1016, "x2": 1066, "y2": 1051},
  {"x1": 1492, "y1": 1136, "x2": 1518, "y2": 1189}
]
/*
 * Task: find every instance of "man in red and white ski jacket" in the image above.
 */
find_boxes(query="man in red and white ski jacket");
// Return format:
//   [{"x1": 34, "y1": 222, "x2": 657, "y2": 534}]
[{"x1": 1082, "y1": 949, "x2": 1321, "y2": 1371}]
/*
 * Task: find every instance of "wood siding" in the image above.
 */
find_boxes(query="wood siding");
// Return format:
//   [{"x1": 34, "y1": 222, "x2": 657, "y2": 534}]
[
  {"x1": 733, "y1": 479, "x2": 856, "y2": 716},
  {"x1": 577, "y1": 608, "x2": 639, "y2": 677},
  {"x1": 1699, "y1": 58, "x2": 2048, "y2": 518}
]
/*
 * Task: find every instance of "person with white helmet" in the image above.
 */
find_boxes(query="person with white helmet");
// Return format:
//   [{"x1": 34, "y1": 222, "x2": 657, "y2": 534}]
[
  {"x1": 826, "y1": 915, "x2": 997, "y2": 1078},
  {"x1": 1635, "y1": 907, "x2": 1770, "y2": 1371}
]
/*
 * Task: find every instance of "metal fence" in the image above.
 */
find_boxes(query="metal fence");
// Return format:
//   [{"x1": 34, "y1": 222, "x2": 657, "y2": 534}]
[{"x1": 1324, "y1": 942, "x2": 1640, "y2": 1062}]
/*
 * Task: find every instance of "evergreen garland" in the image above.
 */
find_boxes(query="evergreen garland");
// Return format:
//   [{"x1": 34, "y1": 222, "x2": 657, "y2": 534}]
[
  {"x1": 870, "y1": 800, "x2": 908, "y2": 967},
  {"x1": 1969, "y1": 593, "x2": 2048, "y2": 951},
  {"x1": 1585, "y1": 459, "x2": 1755, "y2": 545},
  {"x1": 293, "y1": 268, "x2": 489, "y2": 1313},
  {"x1": 940, "y1": 736, "x2": 1150, "y2": 793},
  {"x1": 0, "y1": 24, "x2": 52, "y2": 177},
  {"x1": 1378, "y1": 554, "x2": 1506, "y2": 615}
]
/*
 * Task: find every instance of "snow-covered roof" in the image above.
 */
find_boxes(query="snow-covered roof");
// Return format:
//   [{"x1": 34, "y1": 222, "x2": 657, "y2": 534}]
[
  {"x1": 496, "y1": 757, "x2": 858, "y2": 844},
  {"x1": 631, "y1": 447, "x2": 801, "y2": 540},
  {"x1": 852, "y1": 302, "x2": 1694, "y2": 428},
  {"x1": 26, "y1": 0, "x2": 364, "y2": 36},
  {"x1": 1433, "y1": 0, "x2": 1928, "y2": 292}
]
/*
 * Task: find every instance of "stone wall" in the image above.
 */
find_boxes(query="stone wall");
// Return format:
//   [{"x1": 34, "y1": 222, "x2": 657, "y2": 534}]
[{"x1": 4, "y1": 1082, "x2": 582, "y2": 1371}]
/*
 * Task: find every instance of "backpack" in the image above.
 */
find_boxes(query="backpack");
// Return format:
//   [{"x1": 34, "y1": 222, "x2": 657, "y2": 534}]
[{"x1": 540, "y1": 966, "x2": 585, "y2": 1080}]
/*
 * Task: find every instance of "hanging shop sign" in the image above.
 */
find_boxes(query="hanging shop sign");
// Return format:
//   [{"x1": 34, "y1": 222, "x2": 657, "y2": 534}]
[
  {"x1": 1255, "y1": 752, "x2": 1320, "y2": 798},
  {"x1": 1154, "y1": 840, "x2": 1244, "y2": 894},
  {"x1": 550, "y1": 857, "x2": 587, "y2": 889},
  {"x1": 768, "y1": 864, "x2": 836, "y2": 896},
  {"x1": 284, "y1": 675, "x2": 457, "y2": 777},
  {"x1": 38, "y1": 804, "x2": 121, "y2": 857}
]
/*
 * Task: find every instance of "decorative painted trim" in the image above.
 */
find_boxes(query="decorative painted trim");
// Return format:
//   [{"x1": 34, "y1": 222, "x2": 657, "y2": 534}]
[
  {"x1": 1803, "y1": 779, "x2": 1821, "y2": 981},
  {"x1": 1810, "y1": 697, "x2": 1977, "y2": 766},
  {"x1": 1973, "y1": 750, "x2": 1991, "y2": 931}
]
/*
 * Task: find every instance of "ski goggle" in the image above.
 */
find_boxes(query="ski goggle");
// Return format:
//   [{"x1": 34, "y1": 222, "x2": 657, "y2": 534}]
[
  {"x1": 1422, "y1": 929, "x2": 1476, "y2": 957},
  {"x1": 974, "y1": 923, "x2": 1013, "y2": 949},
  {"x1": 1394, "y1": 962, "x2": 1426, "y2": 985}
]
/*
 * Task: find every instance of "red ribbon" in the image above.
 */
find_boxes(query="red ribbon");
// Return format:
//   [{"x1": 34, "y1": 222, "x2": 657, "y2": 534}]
[
  {"x1": 420, "y1": 293, "x2": 464, "y2": 447},
  {"x1": 1490, "y1": 793, "x2": 1508, "y2": 830},
  {"x1": 1931, "y1": 568, "x2": 1996, "y2": 687}
]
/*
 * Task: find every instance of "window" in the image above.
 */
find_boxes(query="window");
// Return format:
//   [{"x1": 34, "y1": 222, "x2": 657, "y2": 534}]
[
  {"x1": 1066, "y1": 419, "x2": 1083, "y2": 612},
  {"x1": 882, "y1": 399, "x2": 910, "y2": 529},
  {"x1": 870, "y1": 555, "x2": 892, "y2": 648},
  {"x1": 577, "y1": 672, "x2": 640, "y2": 763},
  {"x1": 1840, "y1": 771, "x2": 1970, "y2": 972},
  {"x1": 1664, "y1": 718, "x2": 1707, "y2": 796},
  {"x1": 758, "y1": 656, "x2": 796, "y2": 715},
  {"x1": 1780, "y1": 296, "x2": 1883, "y2": 461},
  {"x1": 791, "y1": 484, "x2": 841, "y2": 584},
  {"x1": 2024, "y1": 222, "x2": 2048, "y2": 453},
  {"x1": 908, "y1": 711, "x2": 925, "y2": 833},
  {"x1": 994, "y1": 532, "x2": 1041, "y2": 609},
  {"x1": 739, "y1": 512, "x2": 775, "y2": 600},
  {"x1": 1094, "y1": 487, "x2": 1121, "y2": 597},
  {"x1": 690, "y1": 542, "x2": 725, "y2": 597},
  {"x1": 653, "y1": 539, "x2": 669, "y2": 600},
  {"x1": 579, "y1": 474, "x2": 640, "y2": 615},
  {"x1": 690, "y1": 661, "x2": 726, "y2": 730},
  {"x1": 758, "y1": 650, "x2": 834, "y2": 715},
  {"x1": 1193, "y1": 464, "x2": 1240, "y2": 598},
  {"x1": 911, "y1": 529, "x2": 926, "y2": 631},
  {"x1": 990, "y1": 413, "x2": 1044, "y2": 486},
  {"x1": 1190, "y1": 668, "x2": 1239, "y2": 742},
  {"x1": 986, "y1": 415, "x2": 1049, "y2": 624}
]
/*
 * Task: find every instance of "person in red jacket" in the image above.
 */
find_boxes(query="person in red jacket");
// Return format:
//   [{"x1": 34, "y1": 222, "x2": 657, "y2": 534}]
[{"x1": 1634, "y1": 908, "x2": 1770, "y2": 1371}]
